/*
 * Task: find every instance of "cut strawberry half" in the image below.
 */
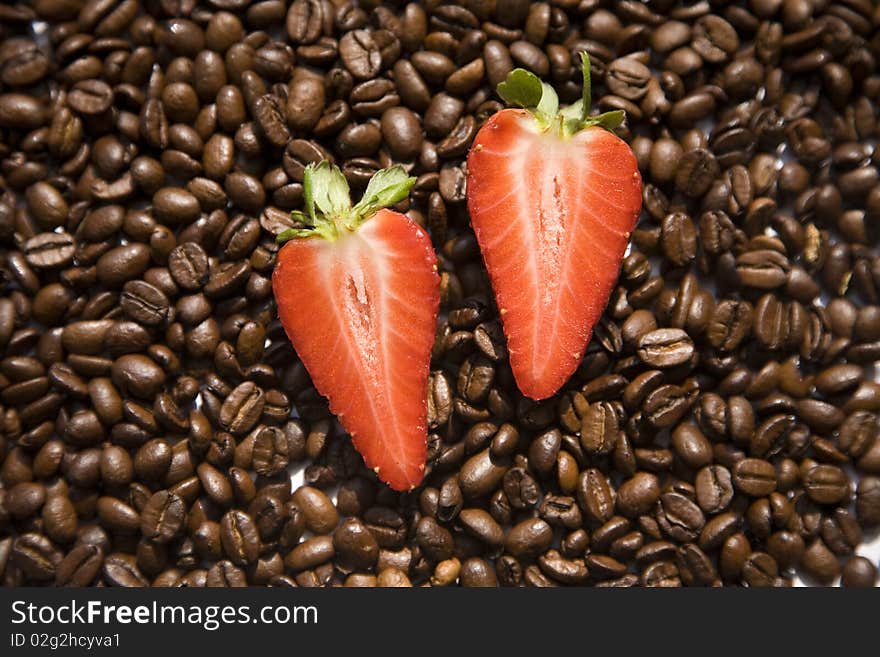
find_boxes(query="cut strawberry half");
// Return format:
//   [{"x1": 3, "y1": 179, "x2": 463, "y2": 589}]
[
  {"x1": 467, "y1": 55, "x2": 643, "y2": 400},
  {"x1": 273, "y1": 164, "x2": 439, "y2": 491}
]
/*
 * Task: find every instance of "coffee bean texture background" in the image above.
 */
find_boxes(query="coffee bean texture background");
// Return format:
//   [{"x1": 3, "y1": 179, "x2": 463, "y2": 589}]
[{"x1": 0, "y1": 0, "x2": 879, "y2": 587}]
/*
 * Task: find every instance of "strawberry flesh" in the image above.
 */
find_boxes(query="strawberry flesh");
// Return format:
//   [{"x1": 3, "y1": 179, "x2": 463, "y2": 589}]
[
  {"x1": 467, "y1": 108, "x2": 642, "y2": 400},
  {"x1": 273, "y1": 164, "x2": 439, "y2": 491}
]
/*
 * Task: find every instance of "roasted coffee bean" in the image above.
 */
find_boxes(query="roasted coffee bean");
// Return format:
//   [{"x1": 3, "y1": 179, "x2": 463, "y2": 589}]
[
  {"x1": 220, "y1": 510, "x2": 260, "y2": 566},
  {"x1": 695, "y1": 466, "x2": 735, "y2": 514},
  {"x1": 140, "y1": 491, "x2": 185, "y2": 544},
  {"x1": 803, "y1": 465, "x2": 849, "y2": 505},
  {"x1": 672, "y1": 424, "x2": 713, "y2": 469},
  {"x1": 339, "y1": 30, "x2": 382, "y2": 80},
  {"x1": 102, "y1": 553, "x2": 148, "y2": 587},
  {"x1": 24, "y1": 232, "x2": 76, "y2": 270},
  {"x1": 676, "y1": 149, "x2": 720, "y2": 198},
  {"x1": 732, "y1": 459, "x2": 777, "y2": 497},
  {"x1": 637, "y1": 329, "x2": 694, "y2": 368},
  {"x1": 55, "y1": 544, "x2": 103, "y2": 586},
  {"x1": 292, "y1": 486, "x2": 338, "y2": 535},
  {"x1": 617, "y1": 473, "x2": 660, "y2": 518},
  {"x1": 840, "y1": 556, "x2": 877, "y2": 588},
  {"x1": 505, "y1": 518, "x2": 552, "y2": 559},
  {"x1": 577, "y1": 401, "x2": 615, "y2": 456},
  {"x1": 220, "y1": 382, "x2": 265, "y2": 436},
  {"x1": 12, "y1": 533, "x2": 61, "y2": 581},
  {"x1": 577, "y1": 468, "x2": 616, "y2": 526}
]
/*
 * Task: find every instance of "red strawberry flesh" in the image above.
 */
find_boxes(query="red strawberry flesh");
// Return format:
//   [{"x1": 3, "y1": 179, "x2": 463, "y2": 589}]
[
  {"x1": 273, "y1": 166, "x2": 439, "y2": 491},
  {"x1": 467, "y1": 108, "x2": 642, "y2": 400}
]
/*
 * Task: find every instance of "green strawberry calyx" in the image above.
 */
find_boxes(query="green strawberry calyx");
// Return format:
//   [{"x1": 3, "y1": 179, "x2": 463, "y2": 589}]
[
  {"x1": 276, "y1": 162, "x2": 416, "y2": 243},
  {"x1": 497, "y1": 52, "x2": 625, "y2": 139}
]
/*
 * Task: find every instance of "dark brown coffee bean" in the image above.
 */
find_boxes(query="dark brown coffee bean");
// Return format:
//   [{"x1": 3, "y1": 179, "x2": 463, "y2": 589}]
[
  {"x1": 55, "y1": 544, "x2": 103, "y2": 586},
  {"x1": 196, "y1": 463, "x2": 232, "y2": 508},
  {"x1": 617, "y1": 472, "x2": 660, "y2": 518},
  {"x1": 339, "y1": 30, "x2": 381, "y2": 80},
  {"x1": 672, "y1": 423, "x2": 713, "y2": 469},
  {"x1": 24, "y1": 232, "x2": 75, "y2": 269},
  {"x1": 676, "y1": 149, "x2": 720, "y2": 197},
  {"x1": 11, "y1": 533, "x2": 60, "y2": 581},
  {"x1": 505, "y1": 517, "x2": 552, "y2": 559},
  {"x1": 577, "y1": 468, "x2": 616, "y2": 525},
  {"x1": 841, "y1": 556, "x2": 877, "y2": 588},
  {"x1": 801, "y1": 539, "x2": 840, "y2": 585},
  {"x1": 139, "y1": 491, "x2": 185, "y2": 544},
  {"x1": 111, "y1": 354, "x2": 165, "y2": 399},
  {"x1": 291, "y1": 486, "x2": 338, "y2": 535},
  {"x1": 380, "y1": 106, "x2": 422, "y2": 161},
  {"x1": 96, "y1": 244, "x2": 151, "y2": 288},
  {"x1": 286, "y1": 535, "x2": 335, "y2": 572},
  {"x1": 660, "y1": 212, "x2": 697, "y2": 267},
  {"x1": 220, "y1": 382, "x2": 265, "y2": 436},
  {"x1": 803, "y1": 465, "x2": 849, "y2": 505},
  {"x1": 102, "y1": 552, "x2": 148, "y2": 587},
  {"x1": 220, "y1": 509, "x2": 260, "y2": 566},
  {"x1": 732, "y1": 459, "x2": 777, "y2": 497},
  {"x1": 424, "y1": 93, "x2": 464, "y2": 140},
  {"x1": 459, "y1": 446, "x2": 510, "y2": 499},
  {"x1": 637, "y1": 329, "x2": 694, "y2": 368},
  {"x1": 333, "y1": 517, "x2": 379, "y2": 571}
]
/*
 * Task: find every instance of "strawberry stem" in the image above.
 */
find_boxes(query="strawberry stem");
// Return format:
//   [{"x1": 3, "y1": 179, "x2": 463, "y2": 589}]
[
  {"x1": 277, "y1": 163, "x2": 415, "y2": 244},
  {"x1": 580, "y1": 52, "x2": 591, "y2": 121},
  {"x1": 495, "y1": 52, "x2": 625, "y2": 139}
]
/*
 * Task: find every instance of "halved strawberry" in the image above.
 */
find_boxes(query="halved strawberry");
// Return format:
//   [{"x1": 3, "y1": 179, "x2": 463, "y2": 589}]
[
  {"x1": 273, "y1": 164, "x2": 439, "y2": 491},
  {"x1": 467, "y1": 55, "x2": 642, "y2": 400}
]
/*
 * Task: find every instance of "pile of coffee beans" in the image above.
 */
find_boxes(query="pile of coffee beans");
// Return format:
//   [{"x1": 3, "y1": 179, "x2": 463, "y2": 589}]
[{"x1": 1, "y1": 0, "x2": 879, "y2": 588}]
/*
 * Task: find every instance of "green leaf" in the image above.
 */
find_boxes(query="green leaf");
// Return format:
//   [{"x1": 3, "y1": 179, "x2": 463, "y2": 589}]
[
  {"x1": 290, "y1": 209, "x2": 313, "y2": 227},
  {"x1": 590, "y1": 110, "x2": 626, "y2": 131},
  {"x1": 304, "y1": 161, "x2": 351, "y2": 219},
  {"x1": 559, "y1": 99, "x2": 584, "y2": 123},
  {"x1": 558, "y1": 99, "x2": 583, "y2": 138},
  {"x1": 536, "y1": 83, "x2": 559, "y2": 121},
  {"x1": 579, "y1": 52, "x2": 592, "y2": 119},
  {"x1": 353, "y1": 165, "x2": 415, "y2": 221},
  {"x1": 497, "y1": 68, "x2": 543, "y2": 109},
  {"x1": 276, "y1": 227, "x2": 318, "y2": 244}
]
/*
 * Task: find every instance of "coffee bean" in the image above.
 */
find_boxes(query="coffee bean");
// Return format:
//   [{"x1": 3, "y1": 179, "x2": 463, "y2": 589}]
[
  {"x1": 505, "y1": 518, "x2": 552, "y2": 559},
  {"x1": 802, "y1": 465, "x2": 849, "y2": 505},
  {"x1": 0, "y1": 93, "x2": 45, "y2": 129},
  {"x1": 141, "y1": 491, "x2": 186, "y2": 543},
  {"x1": 695, "y1": 465, "x2": 734, "y2": 514},
  {"x1": 220, "y1": 510, "x2": 260, "y2": 566},
  {"x1": 24, "y1": 232, "x2": 76, "y2": 269},
  {"x1": 111, "y1": 355, "x2": 166, "y2": 399},
  {"x1": 55, "y1": 544, "x2": 103, "y2": 586},
  {"x1": 732, "y1": 459, "x2": 777, "y2": 497},
  {"x1": 381, "y1": 107, "x2": 423, "y2": 161},
  {"x1": 637, "y1": 329, "x2": 694, "y2": 368},
  {"x1": 339, "y1": 30, "x2": 381, "y2": 80},
  {"x1": 676, "y1": 149, "x2": 720, "y2": 197},
  {"x1": 577, "y1": 468, "x2": 616, "y2": 526},
  {"x1": 286, "y1": 535, "x2": 335, "y2": 572},
  {"x1": 617, "y1": 472, "x2": 660, "y2": 518},
  {"x1": 672, "y1": 423, "x2": 713, "y2": 469},
  {"x1": 840, "y1": 556, "x2": 877, "y2": 588},
  {"x1": 102, "y1": 552, "x2": 148, "y2": 587},
  {"x1": 196, "y1": 463, "x2": 233, "y2": 508},
  {"x1": 10, "y1": 534, "x2": 57, "y2": 585}
]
